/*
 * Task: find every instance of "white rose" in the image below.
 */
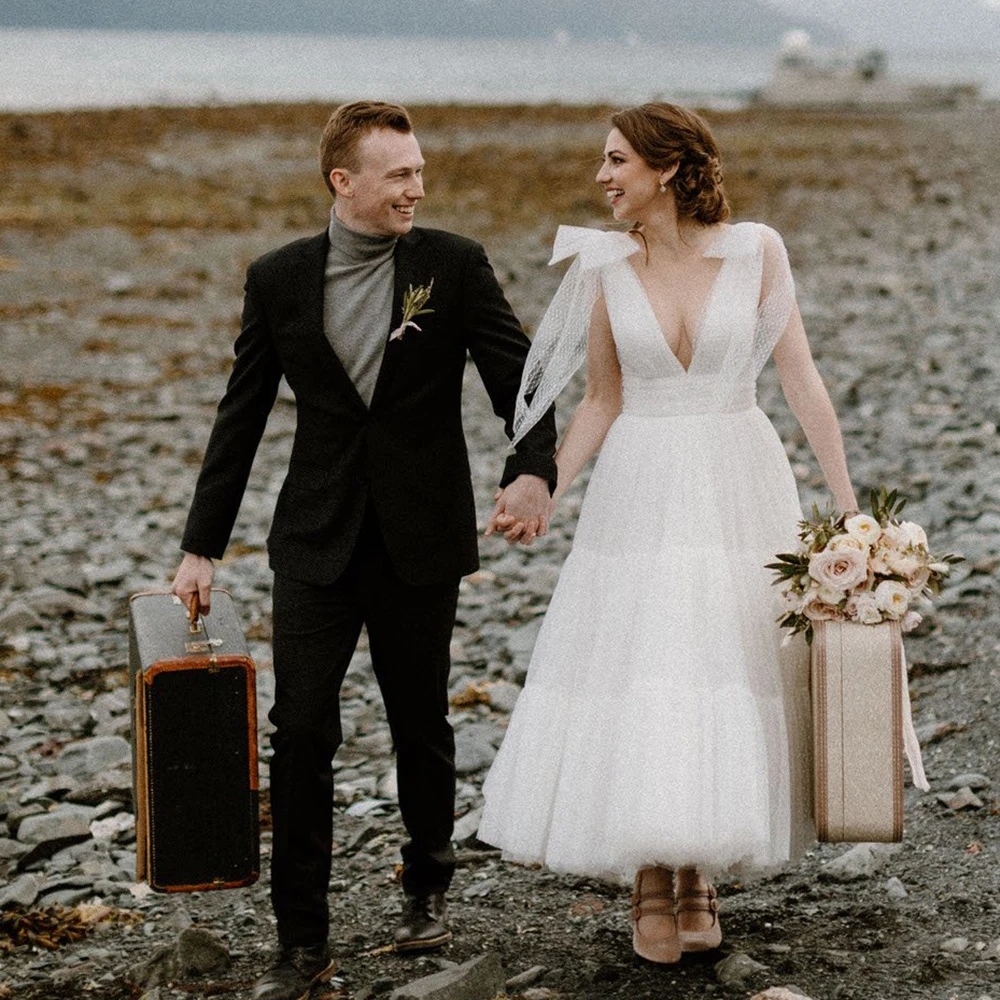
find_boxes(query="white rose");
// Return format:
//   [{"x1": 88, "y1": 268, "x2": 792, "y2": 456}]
[
  {"x1": 880, "y1": 522, "x2": 906, "y2": 550},
  {"x1": 803, "y1": 598, "x2": 843, "y2": 622},
  {"x1": 898, "y1": 520, "x2": 928, "y2": 549},
  {"x1": 847, "y1": 591, "x2": 883, "y2": 625},
  {"x1": 808, "y1": 548, "x2": 869, "y2": 591},
  {"x1": 828, "y1": 533, "x2": 869, "y2": 554},
  {"x1": 902, "y1": 610, "x2": 923, "y2": 633},
  {"x1": 845, "y1": 514, "x2": 881, "y2": 545},
  {"x1": 874, "y1": 580, "x2": 910, "y2": 617},
  {"x1": 885, "y1": 549, "x2": 922, "y2": 579},
  {"x1": 817, "y1": 585, "x2": 846, "y2": 605}
]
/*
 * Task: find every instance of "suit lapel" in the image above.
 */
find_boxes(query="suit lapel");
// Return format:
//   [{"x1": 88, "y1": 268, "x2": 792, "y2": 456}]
[
  {"x1": 298, "y1": 230, "x2": 368, "y2": 413},
  {"x1": 369, "y1": 228, "x2": 426, "y2": 411}
]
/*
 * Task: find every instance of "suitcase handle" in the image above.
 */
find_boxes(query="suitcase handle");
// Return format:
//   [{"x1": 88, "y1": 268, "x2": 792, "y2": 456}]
[{"x1": 188, "y1": 593, "x2": 203, "y2": 633}]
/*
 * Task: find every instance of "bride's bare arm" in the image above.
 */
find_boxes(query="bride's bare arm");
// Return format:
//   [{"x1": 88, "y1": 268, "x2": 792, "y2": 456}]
[
  {"x1": 773, "y1": 308, "x2": 858, "y2": 514},
  {"x1": 551, "y1": 293, "x2": 623, "y2": 504}
]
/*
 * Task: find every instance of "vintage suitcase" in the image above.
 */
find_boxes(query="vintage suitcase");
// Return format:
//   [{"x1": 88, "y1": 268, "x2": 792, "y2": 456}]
[
  {"x1": 811, "y1": 619, "x2": 904, "y2": 843},
  {"x1": 129, "y1": 588, "x2": 260, "y2": 891}
]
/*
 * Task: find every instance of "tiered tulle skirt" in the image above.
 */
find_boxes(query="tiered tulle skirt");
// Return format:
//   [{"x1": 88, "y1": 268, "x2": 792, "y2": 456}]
[{"x1": 479, "y1": 407, "x2": 815, "y2": 884}]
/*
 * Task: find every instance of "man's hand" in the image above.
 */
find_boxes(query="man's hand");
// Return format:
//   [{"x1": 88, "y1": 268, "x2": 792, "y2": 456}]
[
  {"x1": 172, "y1": 553, "x2": 215, "y2": 614},
  {"x1": 485, "y1": 474, "x2": 551, "y2": 545}
]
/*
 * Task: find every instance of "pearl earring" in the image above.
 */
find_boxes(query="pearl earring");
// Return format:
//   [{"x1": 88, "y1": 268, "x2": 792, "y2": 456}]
[{"x1": 659, "y1": 182, "x2": 667, "y2": 193}]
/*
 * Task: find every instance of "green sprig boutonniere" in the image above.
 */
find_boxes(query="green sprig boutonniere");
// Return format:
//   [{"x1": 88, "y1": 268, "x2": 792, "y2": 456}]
[{"x1": 389, "y1": 279, "x2": 434, "y2": 341}]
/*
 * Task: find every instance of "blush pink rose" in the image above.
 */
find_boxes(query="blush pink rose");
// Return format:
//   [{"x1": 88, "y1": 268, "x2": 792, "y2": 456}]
[{"x1": 808, "y1": 548, "x2": 869, "y2": 592}]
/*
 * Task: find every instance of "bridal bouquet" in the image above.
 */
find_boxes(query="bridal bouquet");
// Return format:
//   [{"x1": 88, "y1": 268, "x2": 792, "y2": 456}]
[{"x1": 767, "y1": 488, "x2": 961, "y2": 643}]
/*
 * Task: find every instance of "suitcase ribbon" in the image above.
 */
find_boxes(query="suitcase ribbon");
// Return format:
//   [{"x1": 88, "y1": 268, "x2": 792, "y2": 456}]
[{"x1": 129, "y1": 589, "x2": 260, "y2": 892}]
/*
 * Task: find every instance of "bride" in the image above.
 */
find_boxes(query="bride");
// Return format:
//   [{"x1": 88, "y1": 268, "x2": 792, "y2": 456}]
[{"x1": 479, "y1": 103, "x2": 859, "y2": 963}]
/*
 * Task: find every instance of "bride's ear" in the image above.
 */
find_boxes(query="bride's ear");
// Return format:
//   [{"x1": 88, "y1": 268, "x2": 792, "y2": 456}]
[{"x1": 659, "y1": 163, "x2": 680, "y2": 188}]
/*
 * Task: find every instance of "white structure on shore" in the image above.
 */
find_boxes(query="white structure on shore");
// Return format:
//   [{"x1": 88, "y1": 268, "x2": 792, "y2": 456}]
[{"x1": 757, "y1": 31, "x2": 980, "y2": 108}]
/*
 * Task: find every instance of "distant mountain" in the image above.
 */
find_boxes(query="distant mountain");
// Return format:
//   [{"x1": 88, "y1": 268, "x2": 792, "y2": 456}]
[
  {"x1": 768, "y1": 0, "x2": 1000, "y2": 51},
  {"x1": 0, "y1": 0, "x2": 840, "y2": 47}
]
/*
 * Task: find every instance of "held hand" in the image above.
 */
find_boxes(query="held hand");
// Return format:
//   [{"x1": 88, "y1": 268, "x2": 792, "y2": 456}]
[
  {"x1": 172, "y1": 552, "x2": 215, "y2": 615},
  {"x1": 484, "y1": 474, "x2": 550, "y2": 546}
]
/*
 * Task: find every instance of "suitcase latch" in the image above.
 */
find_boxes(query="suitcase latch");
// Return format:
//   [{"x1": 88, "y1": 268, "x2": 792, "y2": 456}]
[{"x1": 184, "y1": 638, "x2": 224, "y2": 654}]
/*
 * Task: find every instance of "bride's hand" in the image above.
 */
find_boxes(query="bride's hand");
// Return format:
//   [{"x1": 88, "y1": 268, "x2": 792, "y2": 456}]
[{"x1": 485, "y1": 477, "x2": 550, "y2": 545}]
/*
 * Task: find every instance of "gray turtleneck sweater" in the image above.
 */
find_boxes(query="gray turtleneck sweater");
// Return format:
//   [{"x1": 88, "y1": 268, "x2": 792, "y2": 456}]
[{"x1": 323, "y1": 209, "x2": 398, "y2": 407}]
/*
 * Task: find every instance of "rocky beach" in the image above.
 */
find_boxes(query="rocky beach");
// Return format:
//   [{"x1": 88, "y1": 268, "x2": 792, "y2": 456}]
[{"x1": 1, "y1": 101, "x2": 999, "y2": 1000}]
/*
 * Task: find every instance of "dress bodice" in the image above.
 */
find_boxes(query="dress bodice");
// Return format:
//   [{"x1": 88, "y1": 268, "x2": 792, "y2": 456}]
[
  {"x1": 510, "y1": 221, "x2": 796, "y2": 443},
  {"x1": 596, "y1": 223, "x2": 783, "y2": 418}
]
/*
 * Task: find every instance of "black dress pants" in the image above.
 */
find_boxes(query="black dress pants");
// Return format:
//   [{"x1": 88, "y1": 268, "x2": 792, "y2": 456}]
[{"x1": 267, "y1": 507, "x2": 460, "y2": 948}]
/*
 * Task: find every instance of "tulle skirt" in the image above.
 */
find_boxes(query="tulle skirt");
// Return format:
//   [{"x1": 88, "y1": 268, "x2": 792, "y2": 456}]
[{"x1": 479, "y1": 407, "x2": 815, "y2": 884}]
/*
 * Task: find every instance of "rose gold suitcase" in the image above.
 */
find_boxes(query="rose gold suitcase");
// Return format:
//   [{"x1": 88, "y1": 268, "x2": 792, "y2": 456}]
[{"x1": 811, "y1": 619, "x2": 904, "y2": 843}]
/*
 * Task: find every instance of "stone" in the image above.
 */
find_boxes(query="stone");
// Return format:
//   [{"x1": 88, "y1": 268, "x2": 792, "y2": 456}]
[
  {"x1": 821, "y1": 842, "x2": 902, "y2": 881},
  {"x1": 22, "y1": 585, "x2": 106, "y2": 620},
  {"x1": 452, "y1": 806, "x2": 484, "y2": 844},
  {"x1": 0, "y1": 600, "x2": 42, "y2": 635},
  {"x1": 129, "y1": 926, "x2": 232, "y2": 989},
  {"x1": 57, "y1": 736, "x2": 132, "y2": 777},
  {"x1": 390, "y1": 953, "x2": 505, "y2": 1000},
  {"x1": 17, "y1": 805, "x2": 96, "y2": 844},
  {"x1": 940, "y1": 937, "x2": 970, "y2": 953},
  {"x1": 506, "y1": 966, "x2": 548, "y2": 991},
  {"x1": 937, "y1": 787, "x2": 984, "y2": 810},
  {"x1": 485, "y1": 681, "x2": 521, "y2": 713},
  {"x1": 453, "y1": 722, "x2": 502, "y2": 776},
  {"x1": 715, "y1": 953, "x2": 768, "y2": 984},
  {"x1": 90, "y1": 812, "x2": 135, "y2": 843},
  {"x1": 521, "y1": 991, "x2": 557, "y2": 1000},
  {"x1": 946, "y1": 772, "x2": 991, "y2": 791},
  {"x1": 885, "y1": 876, "x2": 908, "y2": 900},
  {"x1": 750, "y1": 990, "x2": 816, "y2": 1000},
  {"x1": 506, "y1": 618, "x2": 543, "y2": 656},
  {"x1": 83, "y1": 559, "x2": 133, "y2": 586},
  {"x1": 0, "y1": 873, "x2": 43, "y2": 909},
  {"x1": 0, "y1": 838, "x2": 31, "y2": 860}
]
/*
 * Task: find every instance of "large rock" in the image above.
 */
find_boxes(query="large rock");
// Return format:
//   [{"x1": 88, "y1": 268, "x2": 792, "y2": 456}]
[
  {"x1": 821, "y1": 842, "x2": 902, "y2": 882},
  {"x1": 0, "y1": 873, "x2": 43, "y2": 909},
  {"x1": 58, "y1": 736, "x2": 132, "y2": 777},
  {"x1": 391, "y1": 953, "x2": 505, "y2": 1000},
  {"x1": 129, "y1": 927, "x2": 231, "y2": 989},
  {"x1": 714, "y1": 953, "x2": 768, "y2": 984},
  {"x1": 750, "y1": 990, "x2": 816, "y2": 1000},
  {"x1": 17, "y1": 804, "x2": 96, "y2": 845},
  {"x1": 0, "y1": 600, "x2": 43, "y2": 635},
  {"x1": 454, "y1": 725, "x2": 500, "y2": 776}
]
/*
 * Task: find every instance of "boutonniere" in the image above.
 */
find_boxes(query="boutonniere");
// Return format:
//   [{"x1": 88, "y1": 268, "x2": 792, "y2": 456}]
[{"x1": 389, "y1": 279, "x2": 435, "y2": 341}]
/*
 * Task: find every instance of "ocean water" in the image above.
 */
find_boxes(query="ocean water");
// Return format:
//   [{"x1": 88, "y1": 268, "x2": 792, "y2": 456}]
[{"x1": 1, "y1": 27, "x2": 996, "y2": 111}]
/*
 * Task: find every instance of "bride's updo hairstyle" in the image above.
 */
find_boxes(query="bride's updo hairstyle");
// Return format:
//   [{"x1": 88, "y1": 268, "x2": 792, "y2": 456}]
[{"x1": 611, "y1": 103, "x2": 730, "y2": 225}]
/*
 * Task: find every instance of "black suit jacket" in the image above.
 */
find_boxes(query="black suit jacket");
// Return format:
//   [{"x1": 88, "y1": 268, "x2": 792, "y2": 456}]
[{"x1": 180, "y1": 225, "x2": 558, "y2": 586}]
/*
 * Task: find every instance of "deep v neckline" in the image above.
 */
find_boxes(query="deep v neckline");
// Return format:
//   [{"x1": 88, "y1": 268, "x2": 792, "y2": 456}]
[{"x1": 623, "y1": 233, "x2": 728, "y2": 375}]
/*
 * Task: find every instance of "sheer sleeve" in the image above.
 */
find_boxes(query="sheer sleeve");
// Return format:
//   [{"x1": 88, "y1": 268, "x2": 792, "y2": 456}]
[
  {"x1": 512, "y1": 227, "x2": 639, "y2": 445},
  {"x1": 750, "y1": 224, "x2": 797, "y2": 377}
]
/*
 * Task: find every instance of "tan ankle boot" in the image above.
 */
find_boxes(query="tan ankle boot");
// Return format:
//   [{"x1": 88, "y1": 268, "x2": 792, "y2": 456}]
[
  {"x1": 675, "y1": 870, "x2": 722, "y2": 952},
  {"x1": 631, "y1": 866, "x2": 681, "y2": 964}
]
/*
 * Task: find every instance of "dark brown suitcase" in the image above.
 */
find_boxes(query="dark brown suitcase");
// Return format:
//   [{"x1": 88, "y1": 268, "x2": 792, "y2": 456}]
[{"x1": 128, "y1": 588, "x2": 259, "y2": 892}]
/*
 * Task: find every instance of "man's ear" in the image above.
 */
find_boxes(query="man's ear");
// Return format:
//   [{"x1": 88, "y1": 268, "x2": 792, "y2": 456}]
[{"x1": 329, "y1": 168, "x2": 353, "y2": 198}]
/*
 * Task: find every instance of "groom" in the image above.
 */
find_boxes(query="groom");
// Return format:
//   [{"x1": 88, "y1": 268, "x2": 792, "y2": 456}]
[{"x1": 171, "y1": 101, "x2": 556, "y2": 1000}]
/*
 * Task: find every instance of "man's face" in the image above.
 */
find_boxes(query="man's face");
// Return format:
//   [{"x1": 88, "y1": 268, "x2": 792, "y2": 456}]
[{"x1": 334, "y1": 128, "x2": 425, "y2": 236}]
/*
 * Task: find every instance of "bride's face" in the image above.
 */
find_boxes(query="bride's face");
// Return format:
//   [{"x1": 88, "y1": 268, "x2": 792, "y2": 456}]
[{"x1": 596, "y1": 128, "x2": 661, "y2": 222}]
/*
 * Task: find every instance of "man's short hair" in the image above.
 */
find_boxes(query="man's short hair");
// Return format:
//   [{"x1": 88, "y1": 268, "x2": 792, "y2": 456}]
[{"x1": 319, "y1": 101, "x2": 413, "y2": 193}]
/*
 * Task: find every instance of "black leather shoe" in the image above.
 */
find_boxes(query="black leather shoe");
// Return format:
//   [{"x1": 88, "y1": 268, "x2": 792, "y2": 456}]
[
  {"x1": 394, "y1": 892, "x2": 452, "y2": 952},
  {"x1": 251, "y1": 944, "x2": 335, "y2": 1000}
]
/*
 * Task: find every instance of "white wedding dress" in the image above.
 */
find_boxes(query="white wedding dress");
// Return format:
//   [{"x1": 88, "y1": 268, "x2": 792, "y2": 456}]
[{"x1": 479, "y1": 222, "x2": 815, "y2": 884}]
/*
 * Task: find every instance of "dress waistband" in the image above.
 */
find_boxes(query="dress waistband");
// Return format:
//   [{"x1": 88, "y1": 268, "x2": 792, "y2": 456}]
[{"x1": 621, "y1": 377, "x2": 757, "y2": 417}]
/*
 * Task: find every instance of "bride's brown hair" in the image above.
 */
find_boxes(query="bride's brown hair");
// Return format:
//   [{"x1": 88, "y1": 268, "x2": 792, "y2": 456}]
[{"x1": 611, "y1": 103, "x2": 730, "y2": 225}]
